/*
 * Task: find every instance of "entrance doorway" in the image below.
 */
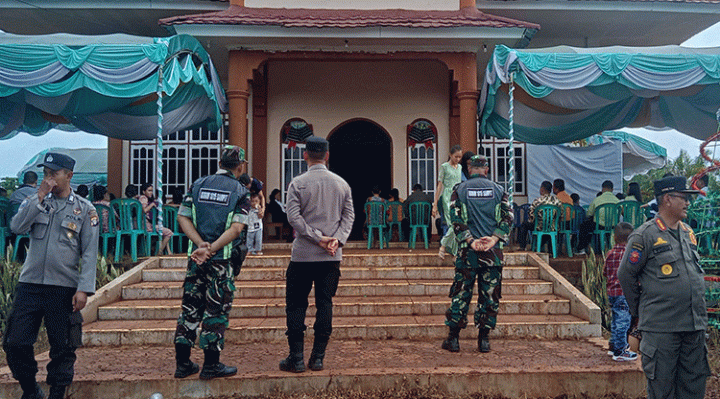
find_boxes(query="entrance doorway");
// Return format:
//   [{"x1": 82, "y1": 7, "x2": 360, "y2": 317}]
[{"x1": 328, "y1": 119, "x2": 392, "y2": 241}]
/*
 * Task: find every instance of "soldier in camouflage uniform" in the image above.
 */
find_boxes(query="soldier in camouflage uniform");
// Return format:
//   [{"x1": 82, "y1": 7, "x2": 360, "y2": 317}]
[
  {"x1": 441, "y1": 155, "x2": 512, "y2": 353},
  {"x1": 173, "y1": 145, "x2": 250, "y2": 380}
]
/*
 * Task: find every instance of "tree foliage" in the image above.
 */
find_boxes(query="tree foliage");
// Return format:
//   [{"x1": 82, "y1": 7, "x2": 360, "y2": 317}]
[{"x1": 624, "y1": 150, "x2": 714, "y2": 201}]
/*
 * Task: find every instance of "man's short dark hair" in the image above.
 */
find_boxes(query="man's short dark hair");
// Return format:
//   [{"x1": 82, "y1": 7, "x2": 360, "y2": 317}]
[
  {"x1": 412, "y1": 184, "x2": 423, "y2": 191},
  {"x1": 23, "y1": 171, "x2": 38, "y2": 185},
  {"x1": 570, "y1": 193, "x2": 580, "y2": 204},
  {"x1": 553, "y1": 179, "x2": 565, "y2": 192},
  {"x1": 93, "y1": 185, "x2": 107, "y2": 200},
  {"x1": 614, "y1": 222, "x2": 634, "y2": 243},
  {"x1": 601, "y1": 180, "x2": 614, "y2": 190},
  {"x1": 540, "y1": 181, "x2": 553, "y2": 194}
]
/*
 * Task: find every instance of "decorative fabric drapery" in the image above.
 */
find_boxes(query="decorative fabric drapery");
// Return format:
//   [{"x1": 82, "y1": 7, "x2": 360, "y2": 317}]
[
  {"x1": 0, "y1": 33, "x2": 227, "y2": 141},
  {"x1": 480, "y1": 44, "x2": 720, "y2": 144}
]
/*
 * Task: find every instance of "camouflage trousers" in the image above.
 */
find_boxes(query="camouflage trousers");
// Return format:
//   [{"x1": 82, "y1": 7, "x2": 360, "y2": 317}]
[
  {"x1": 174, "y1": 258, "x2": 236, "y2": 351},
  {"x1": 445, "y1": 249, "x2": 503, "y2": 330}
]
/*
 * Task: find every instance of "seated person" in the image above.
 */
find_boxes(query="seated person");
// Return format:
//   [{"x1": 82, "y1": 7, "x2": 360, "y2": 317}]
[
  {"x1": 577, "y1": 180, "x2": 620, "y2": 254},
  {"x1": 518, "y1": 181, "x2": 562, "y2": 250}
]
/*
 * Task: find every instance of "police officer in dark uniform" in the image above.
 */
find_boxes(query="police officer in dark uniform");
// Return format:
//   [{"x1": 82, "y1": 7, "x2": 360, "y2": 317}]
[
  {"x1": 441, "y1": 155, "x2": 513, "y2": 353},
  {"x1": 173, "y1": 145, "x2": 251, "y2": 380},
  {"x1": 4, "y1": 152, "x2": 99, "y2": 399},
  {"x1": 618, "y1": 176, "x2": 710, "y2": 399}
]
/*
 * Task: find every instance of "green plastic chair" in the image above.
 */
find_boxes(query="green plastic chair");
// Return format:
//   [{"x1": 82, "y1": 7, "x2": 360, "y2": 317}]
[
  {"x1": 9, "y1": 203, "x2": 29, "y2": 262},
  {"x1": 408, "y1": 201, "x2": 432, "y2": 249},
  {"x1": 386, "y1": 201, "x2": 404, "y2": 242},
  {"x1": 618, "y1": 200, "x2": 643, "y2": 228},
  {"x1": 531, "y1": 204, "x2": 561, "y2": 258},
  {"x1": 163, "y1": 206, "x2": 187, "y2": 253},
  {"x1": 94, "y1": 204, "x2": 117, "y2": 259},
  {"x1": 365, "y1": 201, "x2": 387, "y2": 249},
  {"x1": 0, "y1": 201, "x2": 9, "y2": 259},
  {"x1": 593, "y1": 203, "x2": 620, "y2": 254},
  {"x1": 559, "y1": 203, "x2": 576, "y2": 257},
  {"x1": 111, "y1": 198, "x2": 148, "y2": 262}
]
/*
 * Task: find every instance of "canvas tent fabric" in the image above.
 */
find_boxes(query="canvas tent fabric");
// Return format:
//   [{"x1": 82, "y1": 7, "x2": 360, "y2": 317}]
[
  {"x1": 0, "y1": 33, "x2": 227, "y2": 141},
  {"x1": 480, "y1": 44, "x2": 720, "y2": 145},
  {"x1": 525, "y1": 131, "x2": 667, "y2": 206},
  {"x1": 18, "y1": 148, "x2": 108, "y2": 188}
]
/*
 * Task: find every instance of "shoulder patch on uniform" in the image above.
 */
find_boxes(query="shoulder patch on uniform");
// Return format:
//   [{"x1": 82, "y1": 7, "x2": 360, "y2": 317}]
[
  {"x1": 631, "y1": 242, "x2": 644, "y2": 250},
  {"x1": 689, "y1": 230, "x2": 697, "y2": 246},
  {"x1": 89, "y1": 209, "x2": 99, "y2": 226},
  {"x1": 653, "y1": 237, "x2": 667, "y2": 246},
  {"x1": 655, "y1": 218, "x2": 667, "y2": 231},
  {"x1": 197, "y1": 188, "x2": 231, "y2": 206},
  {"x1": 467, "y1": 188, "x2": 494, "y2": 199},
  {"x1": 629, "y1": 249, "x2": 641, "y2": 264}
]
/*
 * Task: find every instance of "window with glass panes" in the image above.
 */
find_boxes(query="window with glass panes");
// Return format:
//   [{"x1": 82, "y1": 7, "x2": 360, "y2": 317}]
[
  {"x1": 408, "y1": 144, "x2": 436, "y2": 198},
  {"x1": 282, "y1": 144, "x2": 308, "y2": 202},
  {"x1": 479, "y1": 137, "x2": 526, "y2": 196},
  {"x1": 129, "y1": 116, "x2": 228, "y2": 201}
]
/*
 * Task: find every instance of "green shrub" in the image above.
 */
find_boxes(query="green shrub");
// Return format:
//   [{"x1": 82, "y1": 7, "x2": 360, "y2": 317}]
[{"x1": 582, "y1": 247, "x2": 611, "y2": 330}]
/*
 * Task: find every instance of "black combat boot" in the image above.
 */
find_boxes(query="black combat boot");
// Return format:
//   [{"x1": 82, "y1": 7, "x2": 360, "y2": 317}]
[
  {"x1": 279, "y1": 340, "x2": 306, "y2": 373},
  {"x1": 47, "y1": 385, "x2": 66, "y2": 399},
  {"x1": 308, "y1": 338, "x2": 329, "y2": 371},
  {"x1": 19, "y1": 381, "x2": 44, "y2": 399},
  {"x1": 478, "y1": 328, "x2": 491, "y2": 353},
  {"x1": 441, "y1": 327, "x2": 461, "y2": 352},
  {"x1": 199, "y1": 349, "x2": 237, "y2": 380},
  {"x1": 174, "y1": 343, "x2": 199, "y2": 378}
]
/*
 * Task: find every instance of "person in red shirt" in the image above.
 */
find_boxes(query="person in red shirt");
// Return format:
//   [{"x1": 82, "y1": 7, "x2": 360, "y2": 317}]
[{"x1": 604, "y1": 222, "x2": 637, "y2": 362}]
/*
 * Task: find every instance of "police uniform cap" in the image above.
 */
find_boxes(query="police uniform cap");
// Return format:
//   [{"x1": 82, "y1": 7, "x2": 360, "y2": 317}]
[
  {"x1": 38, "y1": 152, "x2": 75, "y2": 172},
  {"x1": 221, "y1": 145, "x2": 247, "y2": 165},
  {"x1": 469, "y1": 154, "x2": 489, "y2": 168},
  {"x1": 653, "y1": 176, "x2": 700, "y2": 197},
  {"x1": 306, "y1": 136, "x2": 328, "y2": 153}
]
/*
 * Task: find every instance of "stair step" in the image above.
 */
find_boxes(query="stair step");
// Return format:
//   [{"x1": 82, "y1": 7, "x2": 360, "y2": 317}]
[
  {"x1": 97, "y1": 294, "x2": 570, "y2": 320},
  {"x1": 142, "y1": 266, "x2": 540, "y2": 282},
  {"x1": 156, "y1": 252, "x2": 530, "y2": 269},
  {"x1": 82, "y1": 314, "x2": 600, "y2": 346},
  {"x1": 121, "y1": 279, "x2": 554, "y2": 299}
]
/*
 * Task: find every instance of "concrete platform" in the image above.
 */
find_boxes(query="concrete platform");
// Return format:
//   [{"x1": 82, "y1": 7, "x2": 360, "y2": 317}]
[{"x1": 0, "y1": 338, "x2": 645, "y2": 399}]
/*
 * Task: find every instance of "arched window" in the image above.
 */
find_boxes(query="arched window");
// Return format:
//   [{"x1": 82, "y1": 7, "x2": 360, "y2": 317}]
[
  {"x1": 407, "y1": 119, "x2": 437, "y2": 197},
  {"x1": 281, "y1": 118, "x2": 314, "y2": 199}
]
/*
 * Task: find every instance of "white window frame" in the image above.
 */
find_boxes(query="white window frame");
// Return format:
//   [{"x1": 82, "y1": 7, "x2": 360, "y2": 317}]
[
  {"x1": 408, "y1": 144, "x2": 436, "y2": 199},
  {"x1": 281, "y1": 143, "x2": 307, "y2": 203},
  {"x1": 479, "y1": 138, "x2": 526, "y2": 196}
]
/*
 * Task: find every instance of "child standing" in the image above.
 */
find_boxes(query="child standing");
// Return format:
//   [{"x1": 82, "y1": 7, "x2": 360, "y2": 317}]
[
  {"x1": 604, "y1": 221, "x2": 638, "y2": 362},
  {"x1": 247, "y1": 193, "x2": 264, "y2": 255}
]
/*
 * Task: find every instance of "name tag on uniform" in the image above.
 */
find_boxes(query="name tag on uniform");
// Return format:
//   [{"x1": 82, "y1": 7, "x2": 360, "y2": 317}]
[
  {"x1": 467, "y1": 188, "x2": 493, "y2": 199},
  {"x1": 198, "y1": 188, "x2": 231, "y2": 206}
]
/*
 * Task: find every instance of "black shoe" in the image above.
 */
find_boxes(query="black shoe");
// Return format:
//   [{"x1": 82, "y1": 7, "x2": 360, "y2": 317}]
[
  {"x1": 279, "y1": 355, "x2": 306, "y2": 373},
  {"x1": 174, "y1": 361, "x2": 200, "y2": 378},
  {"x1": 47, "y1": 386, "x2": 65, "y2": 399},
  {"x1": 308, "y1": 354, "x2": 324, "y2": 371},
  {"x1": 199, "y1": 362, "x2": 238, "y2": 380},
  {"x1": 20, "y1": 383, "x2": 44, "y2": 399},
  {"x1": 441, "y1": 336, "x2": 460, "y2": 352},
  {"x1": 478, "y1": 328, "x2": 491, "y2": 353}
]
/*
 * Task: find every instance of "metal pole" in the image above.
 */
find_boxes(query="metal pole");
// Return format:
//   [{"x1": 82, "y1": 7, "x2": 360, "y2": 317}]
[
  {"x1": 508, "y1": 72, "x2": 515, "y2": 206},
  {"x1": 156, "y1": 64, "x2": 164, "y2": 226}
]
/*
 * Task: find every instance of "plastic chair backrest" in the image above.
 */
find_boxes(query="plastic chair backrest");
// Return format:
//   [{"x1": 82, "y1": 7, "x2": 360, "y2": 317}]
[
  {"x1": 0, "y1": 200, "x2": 8, "y2": 228},
  {"x1": 163, "y1": 206, "x2": 180, "y2": 232},
  {"x1": 111, "y1": 198, "x2": 144, "y2": 232},
  {"x1": 618, "y1": 200, "x2": 643, "y2": 227},
  {"x1": 571, "y1": 205, "x2": 585, "y2": 233},
  {"x1": 409, "y1": 202, "x2": 432, "y2": 226},
  {"x1": 560, "y1": 204, "x2": 574, "y2": 231},
  {"x1": 594, "y1": 203, "x2": 620, "y2": 229},
  {"x1": 94, "y1": 204, "x2": 116, "y2": 234},
  {"x1": 387, "y1": 201, "x2": 403, "y2": 222},
  {"x1": 533, "y1": 204, "x2": 560, "y2": 233},
  {"x1": 364, "y1": 201, "x2": 387, "y2": 227}
]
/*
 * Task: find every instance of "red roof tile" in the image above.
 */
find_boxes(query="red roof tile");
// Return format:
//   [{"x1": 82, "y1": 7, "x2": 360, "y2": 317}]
[{"x1": 159, "y1": 6, "x2": 540, "y2": 30}]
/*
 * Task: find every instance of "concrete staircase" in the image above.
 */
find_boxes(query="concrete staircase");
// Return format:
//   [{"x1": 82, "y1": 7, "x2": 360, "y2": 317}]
[{"x1": 81, "y1": 247, "x2": 601, "y2": 346}]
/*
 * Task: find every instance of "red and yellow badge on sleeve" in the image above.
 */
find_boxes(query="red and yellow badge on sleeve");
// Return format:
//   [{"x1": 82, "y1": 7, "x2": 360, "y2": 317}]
[{"x1": 628, "y1": 242, "x2": 643, "y2": 265}]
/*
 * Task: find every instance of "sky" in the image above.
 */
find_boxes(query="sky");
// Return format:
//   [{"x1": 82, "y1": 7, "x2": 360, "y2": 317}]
[{"x1": 1, "y1": 22, "x2": 720, "y2": 179}]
